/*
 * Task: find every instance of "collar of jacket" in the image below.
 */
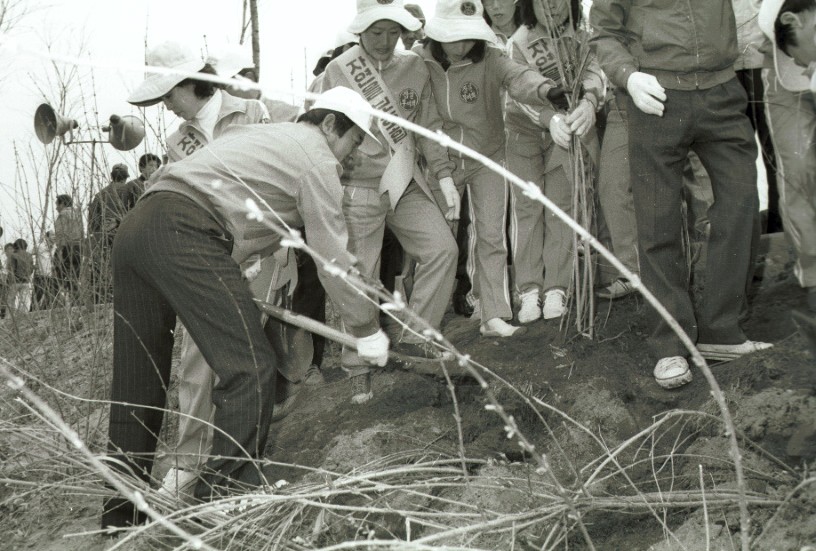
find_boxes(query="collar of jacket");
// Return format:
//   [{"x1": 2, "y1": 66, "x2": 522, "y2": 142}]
[
  {"x1": 416, "y1": 44, "x2": 474, "y2": 70},
  {"x1": 178, "y1": 90, "x2": 250, "y2": 135},
  {"x1": 356, "y1": 44, "x2": 414, "y2": 73}
]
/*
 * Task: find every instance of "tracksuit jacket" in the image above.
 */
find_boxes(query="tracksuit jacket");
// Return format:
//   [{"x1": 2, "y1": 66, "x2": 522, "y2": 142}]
[
  {"x1": 505, "y1": 23, "x2": 604, "y2": 148},
  {"x1": 320, "y1": 46, "x2": 455, "y2": 193},
  {"x1": 416, "y1": 44, "x2": 556, "y2": 160}
]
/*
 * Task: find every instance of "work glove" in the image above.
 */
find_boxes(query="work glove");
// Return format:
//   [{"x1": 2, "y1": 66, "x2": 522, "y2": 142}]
[
  {"x1": 241, "y1": 255, "x2": 262, "y2": 282},
  {"x1": 357, "y1": 329, "x2": 389, "y2": 367},
  {"x1": 546, "y1": 85, "x2": 570, "y2": 111},
  {"x1": 438, "y1": 176, "x2": 461, "y2": 221},
  {"x1": 548, "y1": 114, "x2": 572, "y2": 149},
  {"x1": 626, "y1": 72, "x2": 666, "y2": 116},
  {"x1": 565, "y1": 98, "x2": 596, "y2": 138}
]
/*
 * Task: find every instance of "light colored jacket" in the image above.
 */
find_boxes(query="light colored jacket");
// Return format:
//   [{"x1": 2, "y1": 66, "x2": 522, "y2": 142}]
[
  {"x1": 166, "y1": 90, "x2": 269, "y2": 163},
  {"x1": 417, "y1": 44, "x2": 555, "y2": 161},
  {"x1": 732, "y1": 0, "x2": 764, "y2": 71},
  {"x1": 320, "y1": 45, "x2": 455, "y2": 192},
  {"x1": 147, "y1": 122, "x2": 378, "y2": 337},
  {"x1": 54, "y1": 206, "x2": 83, "y2": 247},
  {"x1": 506, "y1": 23, "x2": 604, "y2": 143}
]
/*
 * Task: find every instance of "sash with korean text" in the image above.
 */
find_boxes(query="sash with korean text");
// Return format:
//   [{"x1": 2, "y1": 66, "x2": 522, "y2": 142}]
[{"x1": 337, "y1": 46, "x2": 425, "y2": 209}]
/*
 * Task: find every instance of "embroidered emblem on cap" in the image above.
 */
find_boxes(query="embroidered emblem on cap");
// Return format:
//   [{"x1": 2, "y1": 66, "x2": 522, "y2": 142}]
[
  {"x1": 399, "y1": 88, "x2": 419, "y2": 111},
  {"x1": 460, "y1": 82, "x2": 478, "y2": 103},
  {"x1": 461, "y1": 1, "x2": 477, "y2": 16},
  {"x1": 377, "y1": 0, "x2": 394, "y2": 4}
]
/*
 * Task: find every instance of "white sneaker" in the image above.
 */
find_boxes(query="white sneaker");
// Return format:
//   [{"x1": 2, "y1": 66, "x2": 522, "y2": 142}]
[
  {"x1": 542, "y1": 289, "x2": 567, "y2": 320},
  {"x1": 158, "y1": 467, "x2": 198, "y2": 497},
  {"x1": 517, "y1": 289, "x2": 541, "y2": 324},
  {"x1": 697, "y1": 340, "x2": 773, "y2": 362},
  {"x1": 653, "y1": 356, "x2": 693, "y2": 389},
  {"x1": 480, "y1": 318, "x2": 527, "y2": 338}
]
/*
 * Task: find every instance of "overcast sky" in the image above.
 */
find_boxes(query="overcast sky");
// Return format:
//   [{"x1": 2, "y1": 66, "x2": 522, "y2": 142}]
[{"x1": 0, "y1": 0, "x2": 437, "y2": 240}]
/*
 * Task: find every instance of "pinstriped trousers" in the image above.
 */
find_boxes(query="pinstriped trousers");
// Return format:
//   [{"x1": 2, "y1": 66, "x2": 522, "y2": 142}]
[{"x1": 102, "y1": 192, "x2": 277, "y2": 528}]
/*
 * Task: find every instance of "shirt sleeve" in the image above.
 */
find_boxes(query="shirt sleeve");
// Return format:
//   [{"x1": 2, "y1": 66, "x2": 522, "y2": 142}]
[
  {"x1": 507, "y1": 38, "x2": 558, "y2": 128},
  {"x1": 296, "y1": 162, "x2": 379, "y2": 337},
  {"x1": 589, "y1": 0, "x2": 639, "y2": 90},
  {"x1": 414, "y1": 77, "x2": 455, "y2": 181},
  {"x1": 494, "y1": 48, "x2": 558, "y2": 127},
  {"x1": 54, "y1": 214, "x2": 66, "y2": 247}
]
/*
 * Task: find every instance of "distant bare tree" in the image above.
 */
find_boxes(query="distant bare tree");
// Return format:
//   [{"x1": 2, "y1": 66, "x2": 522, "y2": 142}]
[{"x1": 239, "y1": 0, "x2": 261, "y2": 78}]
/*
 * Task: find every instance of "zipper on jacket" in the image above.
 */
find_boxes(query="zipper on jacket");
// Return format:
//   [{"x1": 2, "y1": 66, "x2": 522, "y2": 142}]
[
  {"x1": 443, "y1": 63, "x2": 469, "y2": 168},
  {"x1": 444, "y1": 70, "x2": 454, "y2": 121}
]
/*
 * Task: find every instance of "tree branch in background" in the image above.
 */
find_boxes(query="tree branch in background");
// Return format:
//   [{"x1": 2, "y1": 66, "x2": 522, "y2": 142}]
[{"x1": 250, "y1": 0, "x2": 260, "y2": 79}]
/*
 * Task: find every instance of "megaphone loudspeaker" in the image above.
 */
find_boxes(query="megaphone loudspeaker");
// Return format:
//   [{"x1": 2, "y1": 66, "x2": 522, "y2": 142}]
[
  {"x1": 34, "y1": 103, "x2": 78, "y2": 145},
  {"x1": 105, "y1": 114, "x2": 145, "y2": 151}
]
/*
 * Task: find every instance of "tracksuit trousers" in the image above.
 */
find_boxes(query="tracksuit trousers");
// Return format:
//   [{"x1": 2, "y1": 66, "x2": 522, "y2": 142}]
[
  {"x1": 340, "y1": 181, "x2": 456, "y2": 374},
  {"x1": 432, "y1": 156, "x2": 513, "y2": 323}
]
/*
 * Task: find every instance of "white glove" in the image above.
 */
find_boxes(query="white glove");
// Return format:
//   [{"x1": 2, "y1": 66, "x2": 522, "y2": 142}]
[
  {"x1": 241, "y1": 255, "x2": 262, "y2": 282},
  {"x1": 626, "y1": 72, "x2": 666, "y2": 116},
  {"x1": 438, "y1": 176, "x2": 461, "y2": 221},
  {"x1": 356, "y1": 329, "x2": 389, "y2": 367},
  {"x1": 565, "y1": 99, "x2": 596, "y2": 138},
  {"x1": 548, "y1": 114, "x2": 572, "y2": 149}
]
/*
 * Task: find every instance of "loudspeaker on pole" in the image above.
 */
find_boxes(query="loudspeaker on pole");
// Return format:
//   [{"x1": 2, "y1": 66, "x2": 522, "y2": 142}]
[
  {"x1": 103, "y1": 115, "x2": 145, "y2": 151},
  {"x1": 34, "y1": 103, "x2": 79, "y2": 145}
]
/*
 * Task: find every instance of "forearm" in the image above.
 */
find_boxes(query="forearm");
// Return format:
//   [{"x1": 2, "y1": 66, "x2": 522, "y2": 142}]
[
  {"x1": 589, "y1": 0, "x2": 638, "y2": 90},
  {"x1": 580, "y1": 53, "x2": 606, "y2": 110},
  {"x1": 416, "y1": 85, "x2": 454, "y2": 180}
]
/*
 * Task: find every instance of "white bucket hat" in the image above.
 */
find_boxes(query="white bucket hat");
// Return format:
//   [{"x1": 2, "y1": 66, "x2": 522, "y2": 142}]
[
  {"x1": 128, "y1": 41, "x2": 206, "y2": 107},
  {"x1": 424, "y1": 0, "x2": 497, "y2": 43},
  {"x1": 758, "y1": 0, "x2": 785, "y2": 43},
  {"x1": 331, "y1": 30, "x2": 360, "y2": 50},
  {"x1": 310, "y1": 87, "x2": 383, "y2": 156},
  {"x1": 404, "y1": 3, "x2": 426, "y2": 24},
  {"x1": 757, "y1": 0, "x2": 810, "y2": 92},
  {"x1": 347, "y1": 0, "x2": 422, "y2": 34},
  {"x1": 208, "y1": 45, "x2": 254, "y2": 79},
  {"x1": 317, "y1": 30, "x2": 360, "y2": 62}
]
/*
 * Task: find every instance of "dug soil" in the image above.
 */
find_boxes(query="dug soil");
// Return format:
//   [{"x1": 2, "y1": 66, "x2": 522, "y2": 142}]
[{"x1": 1, "y1": 232, "x2": 813, "y2": 550}]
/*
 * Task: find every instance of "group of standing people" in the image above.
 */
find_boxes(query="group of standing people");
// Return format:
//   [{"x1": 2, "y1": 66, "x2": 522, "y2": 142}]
[
  {"x1": 94, "y1": 0, "x2": 814, "y2": 532},
  {"x1": 0, "y1": 227, "x2": 35, "y2": 317},
  {"x1": 1, "y1": 156, "x2": 164, "y2": 317},
  {"x1": 0, "y1": 225, "x2": 72, "y2": 316}
]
